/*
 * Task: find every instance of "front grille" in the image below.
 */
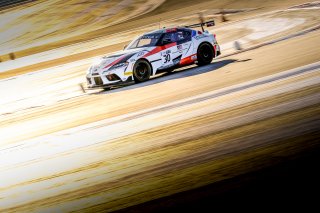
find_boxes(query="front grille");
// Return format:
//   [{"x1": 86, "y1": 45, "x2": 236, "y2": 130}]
[
  {"x1": 94, "y1": 77, "x2": 103, "y2": 86},
  {"x1": 106, "y1": 74, "x2": 121, "y2": 81}
]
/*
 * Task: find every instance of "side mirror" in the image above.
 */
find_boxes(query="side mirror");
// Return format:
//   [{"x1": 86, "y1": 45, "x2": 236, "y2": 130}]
[{"x1": 123, "y1": 44, "x2": 128, "y2": 50}]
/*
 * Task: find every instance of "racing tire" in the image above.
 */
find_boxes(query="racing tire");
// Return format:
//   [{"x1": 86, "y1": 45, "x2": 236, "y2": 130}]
[
  {"x1": 196, "y1": 43, "x2": 214, "y2": 66},
  {"x1": 133, "y1": 60, "x2": 152, "y2": 83}
]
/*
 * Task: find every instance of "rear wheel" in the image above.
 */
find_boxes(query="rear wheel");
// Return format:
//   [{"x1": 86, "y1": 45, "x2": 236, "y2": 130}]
[
  {"x1": 196, "y1": 43, "x2": 214, "y2": 66},
  {"x1": 133, "y1": 60, "x2": 152, "y2": 83}
]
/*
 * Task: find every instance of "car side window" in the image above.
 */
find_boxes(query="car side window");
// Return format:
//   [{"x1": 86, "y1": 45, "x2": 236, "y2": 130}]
[
  {"x1": 177, "y1": 30, "x2": 191, "y2": 43},
  {"x1": 176, "y1": 31, "x2": 184, "y2": 41},
  {"x1": 161, "y1": 32, "x2": 177, "y2": 45},
  {"x1": 184, "y1": 30, "x2": 191, "y2": 41}
]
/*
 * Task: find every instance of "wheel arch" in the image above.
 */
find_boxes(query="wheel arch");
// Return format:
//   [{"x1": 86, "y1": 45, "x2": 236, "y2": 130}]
[
  {"x1": 132, "y1": 58, "x2": 153, "y2": 83},
  {"x1": 197, "y1": 41, "x2": 216, "y2": 58},
  {"x1": 136, "y1": 58, "x2": 154, "y2": 75}
]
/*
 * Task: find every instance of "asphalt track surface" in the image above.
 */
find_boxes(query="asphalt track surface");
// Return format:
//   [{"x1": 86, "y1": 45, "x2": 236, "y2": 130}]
[
  {"x1": 1, "y1": 26, "x2": 320, "y2": 211},
  {"x1": 1, "y1": 2, "x2": 320, "y2": 211},
  {"x1": 0, "y1": 0, "x2": 32, "y2": 8}
]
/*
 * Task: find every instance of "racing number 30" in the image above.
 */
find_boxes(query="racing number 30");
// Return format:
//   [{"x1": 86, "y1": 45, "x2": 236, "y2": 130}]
[{"x1": 163, "y1": 54, "x2": 171, "y2": 63}]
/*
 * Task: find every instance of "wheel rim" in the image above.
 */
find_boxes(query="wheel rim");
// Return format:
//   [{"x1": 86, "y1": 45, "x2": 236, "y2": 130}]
[
  {"x1": 135, "y1": 62, "x2": 149, "y2": 81},
  {"x1": 200, "y1": 45, "x2": 213, "y2": 62}
]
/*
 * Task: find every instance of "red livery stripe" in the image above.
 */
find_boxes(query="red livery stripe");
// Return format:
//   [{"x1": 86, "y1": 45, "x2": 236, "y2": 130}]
[
  {"x1": 104, "y1": 55, "x2": 126, "y2": 69},
  {"x1": 143, "y1": 42, "x2": 176, "y2": 58},
  {"x1": 166, "y1": 28, "x2": 177, "y2": 32},
  {"x1": 179, "y1": 54, "x2": 197, "y2": 66}
]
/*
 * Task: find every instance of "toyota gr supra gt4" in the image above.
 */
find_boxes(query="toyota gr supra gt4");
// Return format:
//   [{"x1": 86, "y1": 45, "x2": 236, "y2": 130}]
[{"x1": 86, "y1": 20, "x2": 221, "y2": 89}]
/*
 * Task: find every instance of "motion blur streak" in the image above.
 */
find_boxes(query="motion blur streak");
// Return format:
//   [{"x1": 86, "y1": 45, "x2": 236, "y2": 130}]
[{"x1": 0, "y1": 0, "x2": 320, "y2": 212}]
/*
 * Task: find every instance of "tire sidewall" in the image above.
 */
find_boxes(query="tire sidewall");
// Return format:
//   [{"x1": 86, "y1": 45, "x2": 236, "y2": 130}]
[
  {"x1": 133, "y1": 60, "x2": 152, "y2": 83},
  {"x1": 197, "y1": 43, "x2": 214, "y2": 66}
]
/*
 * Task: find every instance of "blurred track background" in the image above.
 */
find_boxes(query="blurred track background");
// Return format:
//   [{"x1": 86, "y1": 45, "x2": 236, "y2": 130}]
[
  {"x1": 0, "y1": 0, "x2": 319, "y2": 212},
  {"x1": 0, "y1": 0, "x2": 34, "y2": 8}
]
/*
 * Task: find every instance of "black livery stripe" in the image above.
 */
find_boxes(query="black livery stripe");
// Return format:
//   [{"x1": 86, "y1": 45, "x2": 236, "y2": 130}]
[{"x1": 150, "y1": 59, "x2": 162, "y2": 63}]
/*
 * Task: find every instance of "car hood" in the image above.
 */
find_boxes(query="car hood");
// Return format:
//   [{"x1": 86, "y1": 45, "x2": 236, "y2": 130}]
[{"x1": 89, "y1": 47, "x2": 152, "y2": 74}]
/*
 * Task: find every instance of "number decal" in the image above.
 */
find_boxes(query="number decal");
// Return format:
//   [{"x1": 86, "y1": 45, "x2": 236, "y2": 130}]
[
  {"x1": 163, "y1": 54, "x2": 171, "y2": 63},
  {"x1": 161, "y1": 50, "x2": 172, "y2": 65},
  {"x1": 161, "y1": 50, "x2": 173, "y2": 66}
]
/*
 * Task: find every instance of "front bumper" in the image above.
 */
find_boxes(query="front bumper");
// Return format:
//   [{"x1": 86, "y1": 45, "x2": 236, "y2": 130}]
[{"x1": 86, "y1": 74, "x2": 133, "y2": 89}]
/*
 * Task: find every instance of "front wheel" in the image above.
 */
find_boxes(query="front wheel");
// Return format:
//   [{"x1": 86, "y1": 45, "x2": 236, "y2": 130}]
[
  {"x1": 196, "y1": 43, "x2": 214, "y2": 66},
  {"x1": 133, "y1": 60, "x2": 152, "y2": 83}
]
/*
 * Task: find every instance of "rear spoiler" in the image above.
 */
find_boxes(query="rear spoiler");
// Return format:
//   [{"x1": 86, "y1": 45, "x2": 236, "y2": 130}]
[{"x1": 185, "y1": 20, "x2": 215, "y2": 31}]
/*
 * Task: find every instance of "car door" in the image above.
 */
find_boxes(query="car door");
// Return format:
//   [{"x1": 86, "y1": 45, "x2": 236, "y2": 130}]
[
  {"x1": 159, "y1": 32, "x2": 180, "y2": 68},
  {"x1": 176, "y1": 29, "x2": 193, "y2": 58}
]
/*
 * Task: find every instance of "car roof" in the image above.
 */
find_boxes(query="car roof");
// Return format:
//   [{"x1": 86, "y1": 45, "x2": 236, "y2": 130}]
[{"x1": 144, "y1": 27, "x2": 192, "y2": 35}]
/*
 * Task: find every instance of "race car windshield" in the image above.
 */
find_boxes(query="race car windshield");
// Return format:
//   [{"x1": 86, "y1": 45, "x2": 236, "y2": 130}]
[{"x1": 127, "y1": 33, "x2": 162, "y2": 49}]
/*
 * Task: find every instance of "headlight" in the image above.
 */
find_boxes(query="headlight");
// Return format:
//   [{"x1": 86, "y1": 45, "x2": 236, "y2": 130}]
[
  {"x1": 87, "y1": 57, "x2": 103, "y2": 74},
  {"x1": 109, "y1": 62, "x2": 129, "y2": 70},
  {"x1": 87, "y1": 66, "x2": 98, "y2": 74}
]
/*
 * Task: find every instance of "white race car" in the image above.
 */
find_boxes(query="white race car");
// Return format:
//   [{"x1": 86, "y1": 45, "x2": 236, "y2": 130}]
[{"x1": 86, "y1": 21, "x2": 221, "y2": 89}]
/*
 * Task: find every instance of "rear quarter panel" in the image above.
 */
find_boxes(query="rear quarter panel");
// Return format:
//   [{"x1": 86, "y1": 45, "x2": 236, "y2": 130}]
[{"x1": 192, "y1": 32, "x2": 215, "y2": 53}]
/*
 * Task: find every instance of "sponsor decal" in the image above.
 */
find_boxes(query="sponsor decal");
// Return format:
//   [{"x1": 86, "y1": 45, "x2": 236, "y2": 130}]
[
  {"x1": 161, "y1": 49, "x2": 171, "y2": 55},
  {"x1": 173, "y1": 55, "x2": 182, "y2": 64},
  {"x1": 137, "y1": 51, "x2": 144, "y2": 56},
  {"x1": 141, "y1": 34, "x2": 161, "y2": 39},
  {"x1": 124, "y1": 71, "x2": 133, "y2": 76},
  {"x1": 194, "y1": 35, "x2": 207, "y2": 40},
  {"x1": 180, "y1": 54, "x2": 197, "y2": 66}
]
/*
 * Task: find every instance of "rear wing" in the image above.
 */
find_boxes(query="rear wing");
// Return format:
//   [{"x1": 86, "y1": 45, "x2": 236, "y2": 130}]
[{"x1": 184, "y1": 20, "x2": 215, "y2": 31}]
